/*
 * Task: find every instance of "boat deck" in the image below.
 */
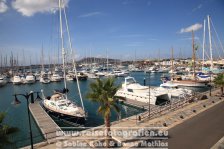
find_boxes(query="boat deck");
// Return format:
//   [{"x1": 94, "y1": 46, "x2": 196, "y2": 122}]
[{"x1": 29, "y1": 101, "x2": 62, "y2": 143}]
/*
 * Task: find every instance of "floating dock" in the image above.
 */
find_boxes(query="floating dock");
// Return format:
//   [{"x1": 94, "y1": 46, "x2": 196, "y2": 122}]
[{"x1": 29, "y1": 101, "x2": 62, "y2": 143}]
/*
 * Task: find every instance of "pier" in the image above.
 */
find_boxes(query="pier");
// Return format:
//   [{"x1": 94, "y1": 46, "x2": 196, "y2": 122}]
[{"x1": 29, "y1": 101, "x2": 62, "y2": 143}]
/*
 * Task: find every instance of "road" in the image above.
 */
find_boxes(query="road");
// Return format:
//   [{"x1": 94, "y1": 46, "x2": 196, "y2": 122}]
[{"x1": 168, "y1": 101, "x2": 224, "y2": 149}]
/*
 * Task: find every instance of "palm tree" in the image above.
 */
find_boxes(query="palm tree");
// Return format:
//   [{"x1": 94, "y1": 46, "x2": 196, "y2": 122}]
[
  {"x1": 86, "y1": 78, "x2": 120, "y2": 148},
  {"x1": 213, "y1": 73, "x2": 224, "y2": 95},
  {"x1": 0, "y1": 112, "x2": 18, "y2": 148}
]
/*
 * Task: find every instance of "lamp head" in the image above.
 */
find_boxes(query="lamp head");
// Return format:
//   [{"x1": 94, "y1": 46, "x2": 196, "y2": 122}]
[{"x1": 35, "y1": 92, "x2": 42, "y2": 101}]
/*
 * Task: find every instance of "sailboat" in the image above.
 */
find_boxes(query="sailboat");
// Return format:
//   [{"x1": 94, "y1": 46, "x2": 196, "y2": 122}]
[
  {"x1": 40, "y1": 45, "x2": 51, "y2": 84},
  {"x1": 41, "y1": 0, "x2": 86, "y2": 124},
  {"x1": 162, "y1": 32, "x2": 209, "y2": 88}
]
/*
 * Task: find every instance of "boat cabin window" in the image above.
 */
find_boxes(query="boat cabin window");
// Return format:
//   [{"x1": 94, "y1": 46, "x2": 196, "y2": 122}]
[
  {"x1": 58, "y1": 103, "x2": 67, "y2": 107},
  {"x1": 127, "y1": 89, "x2": 133, "y2": 92},
  {"x1": 126, "y1": 78, "x2": 136, "y2": 84}
]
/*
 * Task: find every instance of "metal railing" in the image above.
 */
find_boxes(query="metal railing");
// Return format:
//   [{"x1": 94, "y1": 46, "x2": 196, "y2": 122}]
[
  {"x1": 135, "y1": 87, "x2": 221, "y2": 123},
  {"x1": 135, "y1": 94, "x2": 196, "y2": 122}
]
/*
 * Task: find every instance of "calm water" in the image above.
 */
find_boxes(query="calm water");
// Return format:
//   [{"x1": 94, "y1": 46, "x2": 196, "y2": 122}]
[{"x1": 0, "y1": 72, "x2": 208, "y2": 147}]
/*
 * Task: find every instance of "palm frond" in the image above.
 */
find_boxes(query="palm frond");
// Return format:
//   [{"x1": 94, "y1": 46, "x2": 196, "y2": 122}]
[
  {"x1": 86, "y1": 77, "x2": 120, "y2": 118},
  {"x1": 0, "y1": 113, "x2": 6, "y2": 124},
  {"x1": 214, "y1": 74, "x2": 224, "y2": 86}
]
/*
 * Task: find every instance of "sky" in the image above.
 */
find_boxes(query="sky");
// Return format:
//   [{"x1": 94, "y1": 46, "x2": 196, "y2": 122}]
[{"x1": 0, "y1": 0, "x2": 224, "y2": 65}]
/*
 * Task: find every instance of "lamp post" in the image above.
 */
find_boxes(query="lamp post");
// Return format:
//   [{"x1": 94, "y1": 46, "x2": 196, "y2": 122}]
[
  {"x1": 209, "y1": 72, "x2": 212, "y2": 96},
  {"x1": 148, "y1": 73, "x2": 150, "y2": 118},
  {"x1": 12, "y1": 91, "x2": 41, "y2": 149}
]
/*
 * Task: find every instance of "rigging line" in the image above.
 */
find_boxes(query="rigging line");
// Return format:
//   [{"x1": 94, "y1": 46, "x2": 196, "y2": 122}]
[
  {"x1": 210, "y1": 18, "x2": 224, "y2": 57},
  {"x1": 195, "y1": 36, "x2": 209, "y2": 58},
  {"x1": 204, "y1": 44, "x2": 210, "y2": 60},
  {"x1": 62, "y1": 0, "x2": 85, "y2": 112},
  {"x1": 212, "y1": 35, "x2": 221, "y2": 59},
  {"x1": 195, "y1": 37, "x2": 210, "y2": 61}
]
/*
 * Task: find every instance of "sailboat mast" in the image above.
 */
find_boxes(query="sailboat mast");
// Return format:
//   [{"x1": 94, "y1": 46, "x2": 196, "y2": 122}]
[
  {"x1": 192, "y1": 30, "x2": 196, "y2": 80},
  {"x1": 41, "y1": 44, "x2": 44, "y2": 72},
  {"x1": 59, "y1": 0, "x2": 67, "y2": 91},
  {"x1": 62, "y1": 0, "x2": 85, "y2": 112},
  {"x1": 171, "y1": 47, "x2": 174, "y2": 76},
  {"x1": 106, "y1": 49, "x2": 108, "y2": 73},
  {"x1": 207, "y1": 15, "x2": 213, "y2": 69},
  {"x1": 202, "y1": 19, "x2": 206, "y2": 69}
]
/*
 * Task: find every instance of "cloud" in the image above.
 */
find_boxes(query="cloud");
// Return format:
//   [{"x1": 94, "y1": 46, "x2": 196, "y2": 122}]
[
  {"x1": 192, "y1": 4, "x2": 202, "y2": 12},
  {"x1": 12, "y1": 0, "x2": 69, "y2": 17},
  {"x1": 78, "y1": 12, "x2": 104, "y2": 18},
  {"x1": 179, "y1": 23, "x2": 202, "y2": 33},
  {"x1": 0, "y1": 0, "x2": 8, "y2": 13}
]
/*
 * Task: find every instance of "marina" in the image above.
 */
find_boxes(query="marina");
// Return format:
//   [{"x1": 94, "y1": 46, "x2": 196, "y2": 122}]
[
  {"x1": 0, "y1": 0, "x2": 224, "y2": 148},
  {"x1": 0, "y1": 71, "x2": 209, "y2": 148}
]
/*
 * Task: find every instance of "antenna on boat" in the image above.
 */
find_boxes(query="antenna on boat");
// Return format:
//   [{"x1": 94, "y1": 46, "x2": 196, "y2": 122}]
[{"x1": 61, "y1": 0, "x2": 85, "y2": 113}]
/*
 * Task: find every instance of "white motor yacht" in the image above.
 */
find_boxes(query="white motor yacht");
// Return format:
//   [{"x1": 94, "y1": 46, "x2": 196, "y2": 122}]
[
  {"x1": 12, "y1": 75, "x2": 23, "y2": 85},
  {"x1": 40, "y1": 73, "x2": 51, "y2": 84},
  {"x1": 51, "y1": 73, "x2": 62, "y2": 82},
  {"x1": 113, "y1": 70, "x2": 127, "y2": 77},
  {"x1": 66, "y1": 74, "x2": 74, "y2": 81},
  {"x1": 0, "y1": 75, "x2": 7, "y2": 87},
  {"x1": 25, "y1": 74, "x2": 35, "y2": 84},
  {"x1": 115, "y1": 76, "x2": 192, "y2": 105},
  {"x1": 115, "y1": 76, "x2": 170, "y2": 105},
  {"x1": 95, "y1": 72, "x2": 105, "y2": 77},
  {"x1": 87, "y1": 73, "x2": 99, "y2": 79}
]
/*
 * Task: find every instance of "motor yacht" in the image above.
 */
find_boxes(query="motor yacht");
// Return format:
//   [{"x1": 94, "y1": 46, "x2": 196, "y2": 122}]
[
  {"x1": 115, "y1": 76, "x2": 170, "y2": 105},
  {"x1": 115, "y1": 76, "x2": 193, "y2": 105},
  {"x1": 51, "y1": 73, "x2": 62, "y2": 82},
  {"x1": 40, "y1": 73, "x2": 51, "y2": 84},
  {"x1": 25, "y1": 74, "x2": 35, "y2": 84},
  {"x1": 12, "y1": 75, "x2": 23, "y2": 85},
  {"x1": 0, "y1": 75, "x2": 7, "y2": 87}
]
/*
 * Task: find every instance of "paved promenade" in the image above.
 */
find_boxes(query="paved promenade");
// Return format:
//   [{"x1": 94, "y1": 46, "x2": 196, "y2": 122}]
[{"x1": 168, "y1": 101, "x2": 224, "y2": 149}]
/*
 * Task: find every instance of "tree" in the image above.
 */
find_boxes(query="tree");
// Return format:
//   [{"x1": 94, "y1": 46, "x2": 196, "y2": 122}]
[
  {"x1": 213, "y1": 73, "x2": 224, "y2": 95},
  {"x1": 86, "y1": 78, "x2": 120, "y2": 148},
  {"x1": 0, "y1": 112, "x2": 18, "y2": 148}
]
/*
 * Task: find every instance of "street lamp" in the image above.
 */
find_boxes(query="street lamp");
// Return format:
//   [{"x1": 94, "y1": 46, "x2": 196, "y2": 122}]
[
  {"x1": 209, "y1": 72, "x2": 212, "y2": 96},
  {"x1": 12, "y1": 91, "x2": 41, "y2": 149},
  {"x1": 148, "y1": 73, "x2": 150, "y2": 118}
]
